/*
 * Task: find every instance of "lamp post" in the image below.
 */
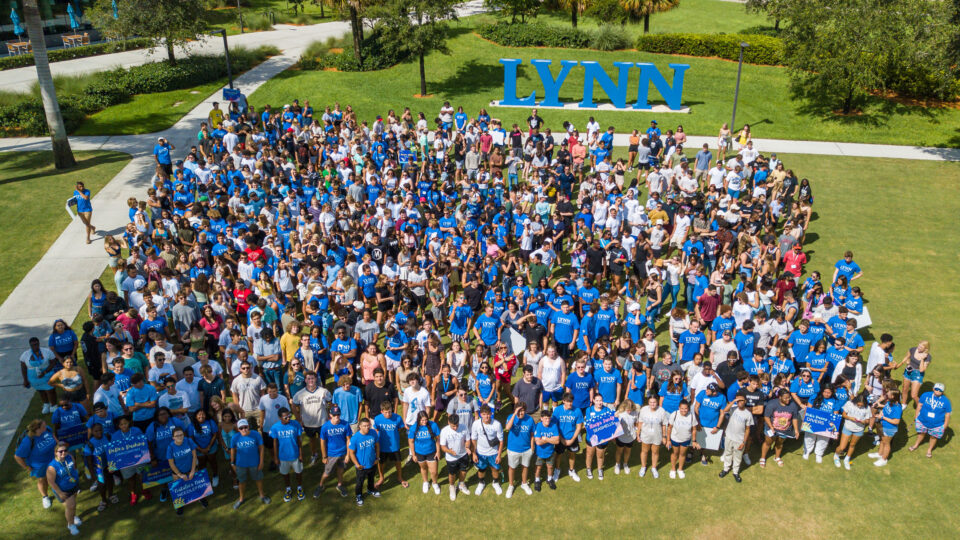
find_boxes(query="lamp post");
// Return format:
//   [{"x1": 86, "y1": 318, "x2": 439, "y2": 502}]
[
  {"x1": 210, "y1": 29, "x2": 233, "y2": 89},
  {"x1": 236, "y1": 0, "x2": 243, "y2": 33},
  {"x1": 730, "y1": 41, "x2": 749, "y2": 130}
]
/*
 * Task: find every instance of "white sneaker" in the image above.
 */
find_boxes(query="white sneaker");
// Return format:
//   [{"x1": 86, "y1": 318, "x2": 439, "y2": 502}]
[
  {"x1": 492, "y1": 483, "x2": 503, "y2": 495},
  {"x1": 432, "y1": 483, "x2": 440, "y2": 495},
  {"x1": 89, "y1": 481, "x2": 99, "y2": 493},
  {"x1": 669, "y1": 470, "x2": 676, "y2": 479},
  {"x1": 73, "y1": 516, "x2": 82, "y2": 526},
  {"x1": 212, "y1": 475, "x2": 220, "y2": 488},
  {"x1": 42, "y1": 496, "x2": 52, "y2": 509},
  {"x1": 449, "y1": 485, "x2": 456, "y2": 501},
  {"x1": 614, "y1": 463, "x2": 621, "y2": 475},
  {"x1": 742, "y1": 454, "x2": 751, "y2": 465},
  {"x1": 475, "y1": 482, "x2": 486, "y2": 495},
  {"x1": 458, "y1": 482, "x2": 470, "y2": 494},
  {"x1": 42, "y1": 403, "x2": 51, "y2": 414},
  {"x1": 873, "y1": 458, "x2": 888, "y2": 467},
  {"x1": 802, "y1": 452, "x2": 810, "y2": 460},
  {"x1": 678, "y1": 470, "x2": 686, "y2": 479},
  {"x1": 638, "y1": 467, "x2": 647, "y2": 478},
  {"x1": 597, "y1": 469, "x2": 604, "y2": 481},
  {"x1": 815, "y1": 455, "x2": 823, "y2": 464},
  {"x1": 585, "y1": 468, "x2": 593, "y2": 480},
  {"x1": 520, "y1": 483, "x2": 532, "y2": 495},
  {"x1": 843, "y1": 456, "x2": 852, "y2": 470},
  {"x1": 422, "y1": 482, "x2": 429, "y2": 494},
  {"x1": 505, "y1": 485, "x2": 514, "y2": 499},
  {"x1": 569, "y1": 470, "x2": 580, "y2": 482},
  {"x1": 68, "y1": 524, "x2": 79, "y2": 536},
  {"x1": 623, "y1": 465, "x2": 631, "y2": 474},
  {"x1": 651, "y1": 468, "x2": 659, "y2": 479},
  {"x1": 868, "y1": 452, "x2": 881, "y2": 459}
]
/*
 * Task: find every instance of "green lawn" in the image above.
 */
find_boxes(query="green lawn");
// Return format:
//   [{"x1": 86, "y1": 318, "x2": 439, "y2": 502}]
[
  {"x1": 1, "y1": 153, "x2": 958, "y2": 539},
  {"x1": 475, "y1": 0, "x2": 773, "y2": 38},
  {"x1": 258, "y1": 28, "x2": 960, "y2": 147},
  {"x1": 73, "y1": 80, "x2": 226, "y2": 136},
  {"x1": 0, "y1": 151, "x2": 130, "y2": 306},
  {"x1": 205, "y1": 0, "x2": 336, "y2": 35}
]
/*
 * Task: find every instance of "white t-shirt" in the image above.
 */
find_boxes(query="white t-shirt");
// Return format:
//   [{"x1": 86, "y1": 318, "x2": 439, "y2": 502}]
[
  {"x1": 158, "y1": 390, "x2": 191, "y2": 414},
  {"x1": 175, "y1": 378, "x2": 201, "y2": 412},
  {"x1": 539, "y1": 356, "x2": 564, "y2": 391},
  {"x1": 402, "y1": 386, "x2": 431, "y2": 426},
  {"x1": 439, "y1": 424, "x2": 470, "y2": 460},
  {"x1": 668, "y1": 410, "x2": 698, "y2": 443},
  {"x1": 292, "y1": 386, "x2": 332, "y2": 428},
  {"x1": 258, "y1": 394, "x2": 290, "y2": 432},
  {"x1": 470, "y1": 419, "x2": 503, "y2": 456},
  {"x1": 616, "y1": 410, "x2": 640, "y2": 443},
  {"x1": 638, "y1": 406, "x2": 669, "y2": 440},
  {"x1": 230, "y1": 375, "x2": 266, "y2": 413},
  {"x1": 710, "y1": 339, "x2": 738, "y2": 365},
  {"x1": 191, "y1": 360, "x2": 224, "y2": 378}
]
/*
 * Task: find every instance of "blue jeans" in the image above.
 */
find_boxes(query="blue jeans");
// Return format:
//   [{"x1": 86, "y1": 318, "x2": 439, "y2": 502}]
[
  {"x1": 645, "y1": 302, "x2": 661, "y2": 331},
  {"x1": 666, "y1": 284, "x2": 681, "y2": 310}
]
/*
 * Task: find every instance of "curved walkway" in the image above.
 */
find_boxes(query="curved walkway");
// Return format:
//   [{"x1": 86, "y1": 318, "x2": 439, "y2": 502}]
[{"x1": 0, "y1": 2, "x2": 957, "y2": 460}]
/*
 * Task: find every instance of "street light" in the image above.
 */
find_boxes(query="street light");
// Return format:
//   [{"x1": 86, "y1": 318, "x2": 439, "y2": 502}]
[
  {"x1": 210, "y1": 29, "x2": 233, "y2": 89},
  {"x1": 236, "y1": 0, "x2": 243, "y2": 33},
  {"x1": 730, "y1": 41, "x2": 749, "y2": 131}
]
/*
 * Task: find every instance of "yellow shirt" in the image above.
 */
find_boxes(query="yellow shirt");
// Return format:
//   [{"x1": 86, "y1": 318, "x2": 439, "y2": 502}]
[
  {"x1": 209, "y1": 108, "x2": 224, "y2": 127},
  {"x1": 280, "y1": 332, "x2": 301, "y2": 363}
]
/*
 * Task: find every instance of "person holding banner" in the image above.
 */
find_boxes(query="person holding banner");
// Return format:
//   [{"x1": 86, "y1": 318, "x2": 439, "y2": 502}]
[
  {"x1": 84, "y1": 422, "x2": 116, "y2": 512},
  {"x1": 636, "y1": 396, "x2": 669, "y2": 478},
  {"x1": 802, "y1": 384, "x2": 841, "y2": 463},
  {"x1": 694, "y1": 383, "x2": 727, "y2": 466},
  {"x1": 111, "y1": 416, "x2": 151, "y2": 505},
  {"x1": 167, "y1": 427, "x2": 209, "y2": 514},
  {"x1": 47, "y1": 442, "x2": 83, "y2": 536},
  {"x1": 583, "y1": 394, "x2": 614, "y2": 480},
  {"x1": 909, "y1": 383, "x2": 951, "y2": 458},
  {"x1": 833, "y1": 393, "x2": 871, "y2": 470}
]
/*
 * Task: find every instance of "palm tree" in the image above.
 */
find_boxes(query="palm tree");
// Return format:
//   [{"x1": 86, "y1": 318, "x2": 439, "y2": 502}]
[
  {"x1": 334, "y1": 0, "x2": 366, "y2": 69},
  {"x1": 24, "y1": 0, "x2": 75, "y2": 169},
  {"x1": 620, "y1": 0, "x2": 680, "y2": 33},
  {"x1": 558, "y1": 0, "x2": 586, "y2": 28}
]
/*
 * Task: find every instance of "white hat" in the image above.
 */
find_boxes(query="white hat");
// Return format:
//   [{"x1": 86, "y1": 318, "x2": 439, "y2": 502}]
[
  {"x1": 134, "y1": 278, "x2": 146, "y2": 289},
  {"x1": 627, "y1": 302, "x2": 641, "y2": 313},
  {"x1": 352, "y1": 300, "x2": 364, "y2": 310}
]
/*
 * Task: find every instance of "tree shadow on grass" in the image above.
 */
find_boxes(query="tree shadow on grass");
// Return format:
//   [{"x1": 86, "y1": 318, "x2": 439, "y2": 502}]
[
  {"x1": 0, "y1": 152, "x2": 130, "y2": 186},
  {"x1": 792, "y1": 86, "x2": 946, "y2": 131},
  {"x1": 432, "y1": 59, "x2": 508, "y2": 99}
]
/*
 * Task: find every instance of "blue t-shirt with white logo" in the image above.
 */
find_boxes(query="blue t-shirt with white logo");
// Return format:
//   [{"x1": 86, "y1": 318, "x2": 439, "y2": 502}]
[
  {"x1": 564, "y1": 372, "x2": 595, "y2": 409},
  {"x1": 506, "y1": 414, "x2": 535, "y2": 453},
  {"x1": 348, "y1": 430, "x2": 378, "y2": 469},
  {"x1": 373, "y1": 413, "x2": 403, "y2": 453},
  {"x1": 230, "y1": 431, "x2": 264, "y2": 468},
  {"x1": 320, "y1": 420, "x2": 350, "y2": 458},
  {"x1": 269, "y1": 420, "x2": 304, "y2": 461}
]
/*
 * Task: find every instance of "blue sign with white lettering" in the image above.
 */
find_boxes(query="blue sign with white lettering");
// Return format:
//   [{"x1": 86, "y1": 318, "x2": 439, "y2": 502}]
[{"x1": 499, "y1": 58, "x2": 689, "y2": 110}]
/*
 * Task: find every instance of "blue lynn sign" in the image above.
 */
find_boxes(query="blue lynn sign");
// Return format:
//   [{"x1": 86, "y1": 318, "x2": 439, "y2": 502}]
[{"x1": 499, "y1": 59, "x2": 690, "y2": 110}]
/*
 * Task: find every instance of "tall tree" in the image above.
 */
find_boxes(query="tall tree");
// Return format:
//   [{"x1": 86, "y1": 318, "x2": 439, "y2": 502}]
[
  {"x1": 90, "y1": 0, "x2": 207, "y2": 65},
  {"x1": 370, "y1": 0, "x2": 457, "y2": 96},
  {"x1": 484, "y1": 0, "x2": 540, "y2": 22},
  {"x1": 558, "y1": 0, "x2": 586, "y2": 28},
  {"x1": 334, "y1": 0, "x2": 366, "y2": 69},
  {"x1": 744, "y1": 0, "x2": 785, "y2": 31},
  {"x1": 619, "y1": 0, "x2": 679, "y2": 33},
  {"x1": 23, "y1": 0, "x2": 75, "y2": 169}
]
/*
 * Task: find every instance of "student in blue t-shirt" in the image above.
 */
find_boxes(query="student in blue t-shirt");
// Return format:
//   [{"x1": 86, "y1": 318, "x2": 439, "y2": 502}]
[
  {"x1": 504, "y1": 404, "x2": 536, "y2": 497},
  {"x1": 270, "y1": 407, "x2": 304, "y2": 502},
  {"x1": 315, "y1": 405, "x2": 350, "y2": 497},
  {"x1": 873, "y1": 389, "x2": 902, "y2": 467},
  {"x1": 473, "y1": 305, "x2": 502, "y2": 351},
  {"x1": 73, "y1": 181, "x2": 96, "y2": 244},
  {"x1": 348, "y1": 418, "x2": 380, "y2": 506},
  {"x1": 532, "y1": 409, "x2": 560, "y2": 491},
  {"x1": 46, "y1": 441, "x2": 81, "y2": 536},
  {"x1": 694, "y1": 383, "x2": 727, "y2": 465},
  {"x1": 595, "y1": 357, "x2": 623, "y2": 407},
  {"x1": 373, "y1": 402, "x2": 408, "y2": 489},
  {"x1": 677, "y1": 320, "x2": 707, "y2": 364},
  {"x1": 230, "y1": 419, "x2": 270, "y2": 508},
  {"x1": 564, "y1": 360, "x2": 595, "y2": 412},
  {"x1": 84, "y1": 422, "x2": 113, "y2": 511},
  {"x1": 166, "y1": 427, "x2": 207, "y2": 514},
  {"x1": 408, "y1": 411, "x2": 441, "y2": 495},
  {"x1": 832, "y1": 251, "x2": 863, "y2": 284},
  {"x1": 551, "y1": 393, "x2": 585, "y2": 482},
  {"x1": 910, "y1": 383, "x2": 952, "y2": 457},
  {"x1": 549, "y1": 302, "x2": 580, "y2": 359},
  {"x1": 14, "y1": 419, "x2": 58, "y2": 508},
  {"x1": 788, "y1": 320, "x2": 816, "y2": 366}
]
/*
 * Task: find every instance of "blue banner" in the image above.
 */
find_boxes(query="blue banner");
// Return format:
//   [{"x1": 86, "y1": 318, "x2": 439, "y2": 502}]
[
  {"x1": 106, "y1": 434, "x2": 151, "y2": 471},
  {"x1": 142, "y1": 461, "x2": 173, "y2": 488},
  {"x1": 170, "y1": 469, "x2": 213, "y2": 509},
  {"x1": 57, "y1": 424, "x2": 87, "y2": 452},
  {"x1": 584, "y1": 409, "x2": 623, "y2": 446},
  {"x1": 223, "y1": 88, "x2": 241, "y2": 101},
  {"x1": 802, "y1": 408, "x2": 840, "y2": 439}
]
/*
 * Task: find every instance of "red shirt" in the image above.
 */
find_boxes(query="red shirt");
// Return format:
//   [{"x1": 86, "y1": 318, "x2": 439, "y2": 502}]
[
  {"x1": 696, "y1": 293, "x2": 721, "y2": 322},
  {"x1": 783, "y1": 250, "x2": 808, "y2": 278}
]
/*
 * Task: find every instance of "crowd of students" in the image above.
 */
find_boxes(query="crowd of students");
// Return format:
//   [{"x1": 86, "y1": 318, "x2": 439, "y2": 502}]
[{"x1": 15, "y1": 99, "x2": 951, "y2": 535}]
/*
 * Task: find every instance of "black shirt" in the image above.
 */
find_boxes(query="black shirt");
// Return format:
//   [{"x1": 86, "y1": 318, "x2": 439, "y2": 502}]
[
  {"x1": 464, "y1": 285, "x2": 484, "y2": 312},
  {"x1": 364, "y1": 381, "x2": 398, "y2": 416},
  {"x1": 586, "y1": 248, "x2": 606, "y2": 274}
]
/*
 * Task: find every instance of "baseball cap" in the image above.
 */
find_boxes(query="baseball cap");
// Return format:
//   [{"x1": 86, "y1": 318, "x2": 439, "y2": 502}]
[
  {"x1": 329, "y1": 405, "x2": 342, "y2": 416},
  {"x1": 934, "y1": 383, "x2": 945, "y2": 392},
  {"x1": 237, "y1": 419, "x2": 249, "y2": 428},
  {"x1": 707, "y1": 383, "x2": 720, "y2": 392}
]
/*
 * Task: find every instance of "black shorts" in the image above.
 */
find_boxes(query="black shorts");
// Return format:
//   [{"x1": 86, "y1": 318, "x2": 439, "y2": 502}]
[
  {"x1": 638, "y1": 163, "x2": 651, "y2": 171},
  {"x1": 615, "y1": 439, "x2": 634, "y2": 448},
  {"x1": 378, "y1": 302, "x2": 394, "y2": 313},
  {"x1": 415, "y1": 452, "x2": 437, "y2": 462},
  {"x1": 628, "y1": 145, "x2": 639, "y2": 153},
  {"x1": 558, "y1": 440, "x2": 580, "y2": 454},
  {"x1": 382, "y1": 451, "x2": 402, "y2": 463},
  {"x1": 304, "y1": 426, "x2": 322, "y2": 438},
  {"x1": 446, "y1": 455, "x2": 471, "y2": 474}
]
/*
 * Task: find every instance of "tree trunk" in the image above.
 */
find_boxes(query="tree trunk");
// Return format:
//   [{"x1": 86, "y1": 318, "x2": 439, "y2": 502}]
[
  {"x1": 419, "y1": 51, "x2": 426, "y2": 96},
  {"x1": 349, "y1": 4, "x2": 363, "y2": 68},
  {"x1": 24, "y1": 0, "x2": 75, "y2": 169},
  {"x1": 571, "y1": 3, "x2": 577, "y2": 28},
  {"x1": 320, "y1": 1, "x2": 324, "y2": 17},
  {"x1": 165, "y1": 38, "x2": 176, "y2": 65},
  {"x1": 843, "y1": 87, "x2": 854, "y2": 114},
  {"x1": 643, "y1": 14, "x2": 650, "y2": 33},
  {"x1": 774, "y1": 18, "x2": 780, "y2": 31}
]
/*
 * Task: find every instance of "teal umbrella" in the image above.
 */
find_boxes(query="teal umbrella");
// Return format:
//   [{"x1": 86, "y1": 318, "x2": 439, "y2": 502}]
[
  {"x1": 112, "y1": 0, "x2": 118, "y2": 19},
  {"x1": 10, "y1": 7, "x2": 22, "y2": 38},
  {"x1": 67, "y1": 2, "x2": 80, "y2": 29}
]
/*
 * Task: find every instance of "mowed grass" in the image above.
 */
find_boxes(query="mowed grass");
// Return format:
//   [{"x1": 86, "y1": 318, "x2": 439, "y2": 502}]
[
  {"x1": 0, "y1": 151, "x2": 130, "y2": 305},
  {"x1": 0, "y1": 153, "x2": 958, "y2": 538},
  {"x1": 255, "y1": 28, "x2": 960, "y2": 147},
  {"x1": 73, "y1": 80, "x2": 226, "y2": 136}
]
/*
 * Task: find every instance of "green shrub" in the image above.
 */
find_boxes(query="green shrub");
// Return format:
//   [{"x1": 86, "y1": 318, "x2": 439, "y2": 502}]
[
  {"x1": 297, "y1": 32, "x2": 406, "y2": 72},
  {"x1": 246, "y1": 13, "x2": 274, "y2": 31},
  {"x1": 477, "y1": 22, "x2": 592, "y2": 49},
  {"x1": 634, "y1": 33, "x2": 785, "y2": 66},
  {"x1": 0, "y1": 38, "x2": 154, "y2": 71},
  {"x1": 0, "y1": 45, "x2": 277, "y2": 136},
  {"x1": 590, "y1": 24, "x2": 630, "y2": 51}
]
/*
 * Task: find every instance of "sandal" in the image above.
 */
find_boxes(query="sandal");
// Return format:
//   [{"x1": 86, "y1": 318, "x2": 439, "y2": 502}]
[
  {"x1": 758, "y1": 459, "x2": 766, "y2": 468},
  {"x1": 908, "y1": 445, "x2": 918, "y2": 452},
  {"x1": 97, "y1": 501, "x2": 107, "y2": 512},
  {"x1": 775, "y1": 457, "x2": 783, "y2": 467},
  {"x1": 926, "y1": 451, "x2": 933, "y2": 458}
]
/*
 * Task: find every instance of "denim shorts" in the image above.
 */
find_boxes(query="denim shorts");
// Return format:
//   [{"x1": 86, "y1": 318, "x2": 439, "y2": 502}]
[
  {"x1": 882, "y1": 427, "x2": 898, "y2": 438},
  {"x1": 903, "y1": 369, "x2": 924, "y2": 383},
  {"x1": 841, "y1": 426, "x2": 864, "y2": 437}
]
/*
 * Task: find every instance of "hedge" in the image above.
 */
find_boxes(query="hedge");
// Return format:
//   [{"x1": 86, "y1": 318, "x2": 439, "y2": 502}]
[
  {"x1": 0, "y1": 46, "x2": 278, "y2": 136},
  {"x1": 0, "y1": 38, "x2": 154, "y2": 71},
  {"x1": 298, "y1": 32, "x2": 409, "y2": 72},
  {"x1": 478, "y1": 22, "x2": 592, "y2": 49},
  {"x1": 635, "y1": 33, "x2": 785, "y2": 66}
]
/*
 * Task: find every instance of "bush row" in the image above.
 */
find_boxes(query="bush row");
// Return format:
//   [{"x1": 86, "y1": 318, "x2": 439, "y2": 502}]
[
  {"x1": 478, "y1": 22, "x2": 593, "y2": 49},
  {"x1": 0, "y1": 38, "x2": 154, "y2": 71},
  {"x1": 0, "y1": 46, "x2": 278, "y2": 136},
  {"x1": 635, "y1": 33, "x2": 786, "y2": 66}
]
